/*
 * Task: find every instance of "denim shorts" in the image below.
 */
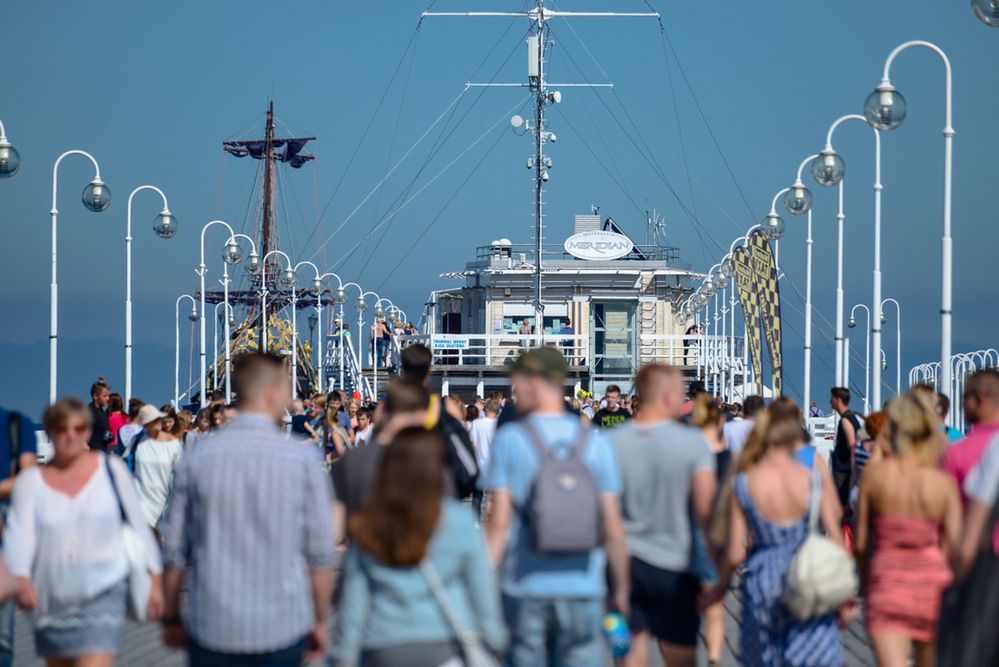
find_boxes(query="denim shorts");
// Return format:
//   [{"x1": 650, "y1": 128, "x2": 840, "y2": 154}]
[{"x1": 501, "y1": 596, "x2": 603, "y2": 667}]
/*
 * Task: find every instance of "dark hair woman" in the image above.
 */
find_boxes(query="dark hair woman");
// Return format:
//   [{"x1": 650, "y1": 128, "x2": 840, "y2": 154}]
[{"x1": 332, "y1": 428, "x2": 505, "y2": 666}]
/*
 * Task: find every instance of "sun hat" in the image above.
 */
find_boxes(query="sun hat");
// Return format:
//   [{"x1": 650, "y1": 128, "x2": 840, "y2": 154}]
[{"x1": 138, "y1": 404, "x2": 167, "y2": 426}]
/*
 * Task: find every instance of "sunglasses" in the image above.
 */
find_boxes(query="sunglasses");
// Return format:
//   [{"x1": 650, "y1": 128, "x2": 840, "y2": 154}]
[{"x1": 55, "y1": 424, "x2": 88, "y2": 436}]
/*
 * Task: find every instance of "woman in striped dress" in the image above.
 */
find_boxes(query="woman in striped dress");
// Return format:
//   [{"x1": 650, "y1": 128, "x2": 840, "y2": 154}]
[
  {"x1": 854, "y1": 391, "x2": 960, "y2": 667},
  {"x1": 706, "y1": 402, "x2": 846, "y2": 667}
]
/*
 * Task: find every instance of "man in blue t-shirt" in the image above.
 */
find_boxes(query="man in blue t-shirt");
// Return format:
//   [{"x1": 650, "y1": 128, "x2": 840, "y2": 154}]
[
  {"x1": 485, "y1": 348, "x2": 628, "y2": 667},
  {"x1": 0, "y1": 407, "x2": 37, "y2": 667}
]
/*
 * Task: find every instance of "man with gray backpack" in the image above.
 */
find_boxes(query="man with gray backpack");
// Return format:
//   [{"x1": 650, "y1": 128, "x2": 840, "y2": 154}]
[{"x1": 484, "y1": 347, "x2": 629, "y2": 667}]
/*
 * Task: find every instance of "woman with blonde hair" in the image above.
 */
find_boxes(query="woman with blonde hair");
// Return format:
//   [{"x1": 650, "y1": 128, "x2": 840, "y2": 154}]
[
  {"x1": 706, "y1": 402, "x2": 847, "y2": 666},
  {"x1": 855, "y1": 391, "x2": 961, "y2": 667},
  {"x1": 5, "y1": 398, "x2": 162, "y2": 665}
]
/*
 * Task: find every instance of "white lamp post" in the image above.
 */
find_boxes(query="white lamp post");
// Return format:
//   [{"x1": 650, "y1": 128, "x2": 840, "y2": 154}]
[
  {"x1": 50, "y1": 150, "x2": 111, "y2": 403},
  {"x1": 315, "y1": 272, "x2": 345, "y2": 394},
  {"x1": 865, "y1": 40, "x2": 952, "y2": 414},
  {"x1": 125, "y1": 185, "x2": 176, "y2": 403},
  {"x1": 881, "y1": 298, "x2": 902, "y2": 395},
  {"x1": 0, "y1": 120, "x2": 21, "y2": 178},
  {"x1": 259, "y1": 250, "x2": 293, "y2": 354},
  {"x1": 812, "y1": 114, "x2": 880, "y2": 388},
  {"x1": 342, "y1": 282, "x2": 365, "y2": 395},
  {"x1": 360, "y1": 291, "x2": 383, "y2": 399},
  {"x1": 197, "y1": 221, "x2": 256, "y2": 407},
  {"x1": 175, "y1": 295, "x2": 198, "y2": 408},
  {"x1": 784, "y1": 156, "x2": 818, "y2": 409},
  {"x1": 849, "y1": 303, "x2": 871, "y2": 414},
  {"x1": 213, "y1": 301, "x2": 234, "y2": 390}
]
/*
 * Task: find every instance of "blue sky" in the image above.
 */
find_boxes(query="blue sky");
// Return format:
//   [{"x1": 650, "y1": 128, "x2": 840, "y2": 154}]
[{"x1": 1, "y1": 0, "x2": 997, "y2": 416}]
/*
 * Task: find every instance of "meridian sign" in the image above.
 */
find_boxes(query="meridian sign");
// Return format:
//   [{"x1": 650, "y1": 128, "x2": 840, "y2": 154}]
[{"x1": 564, "y1": 230, "x2": 633, "y2": 261}]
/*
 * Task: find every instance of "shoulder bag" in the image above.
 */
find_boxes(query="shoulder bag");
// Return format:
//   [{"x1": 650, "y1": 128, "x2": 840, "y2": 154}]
[
  {"x1": 420, "y1": 560, "x2": 499, "y2": 667},
  {"x1": 104, "y1": 455, "x2": 152, "y2": 622},
  {"x1": 781, "y1": 466, "x2": 858, "y2": 621}
]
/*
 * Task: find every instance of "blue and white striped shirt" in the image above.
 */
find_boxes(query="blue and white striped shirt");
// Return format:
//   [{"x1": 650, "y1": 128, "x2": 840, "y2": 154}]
[{"x1": 163, "y1": 413, "x2": 336, "y2": 653}]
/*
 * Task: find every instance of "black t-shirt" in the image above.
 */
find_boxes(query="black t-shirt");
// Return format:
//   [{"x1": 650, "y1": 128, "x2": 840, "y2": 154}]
[
  {"x1": 290, "y1": 414, "x2": 311, "y2": 438},
  {"x1": 592, "y1": 407, "x2": 632, "y2": 430},
  {"x1": 331, "y1": 443, "x2": 385, "y2": 517},
  {"x1": 832, "y1": 411, "x2": 862, "y2": 472}
]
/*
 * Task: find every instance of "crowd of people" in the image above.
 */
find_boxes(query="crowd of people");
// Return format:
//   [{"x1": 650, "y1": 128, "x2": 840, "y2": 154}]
[{"x1": 0, "y1": 346, "x2": 996, "y2": 667}]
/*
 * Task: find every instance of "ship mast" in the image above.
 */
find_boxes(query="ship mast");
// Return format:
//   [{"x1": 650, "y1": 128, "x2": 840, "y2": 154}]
[
  {"x1": 421, "y1": 1, "x2": 659, "y2": 341},
  {"x1": 261, "y1": 101, "x2": 277, "y2": 274}
]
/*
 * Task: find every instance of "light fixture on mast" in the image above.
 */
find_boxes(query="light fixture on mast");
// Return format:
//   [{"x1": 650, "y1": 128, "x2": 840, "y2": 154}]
[{"x1": 422, "y1": 0, "x2": 660, "y2": 343}]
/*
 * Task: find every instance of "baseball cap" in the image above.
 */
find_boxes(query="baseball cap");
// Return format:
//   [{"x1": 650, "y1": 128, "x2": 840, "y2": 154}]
[
  {"x1": 512, "y1": 347, "x2": 569, "y2": 384},
  {"x1": 138, "y1": 404, "x2": 167, "y2": 426}
]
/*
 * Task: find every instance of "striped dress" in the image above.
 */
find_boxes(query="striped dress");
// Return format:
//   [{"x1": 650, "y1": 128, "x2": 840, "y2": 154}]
[{"x1": 734, "y1": 474, "x2": 844, "y2": 667}]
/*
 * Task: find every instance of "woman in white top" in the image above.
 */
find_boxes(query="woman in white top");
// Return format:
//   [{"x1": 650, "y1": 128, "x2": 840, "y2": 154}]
[
  {"x1": 4, "y1": 397, "x2": 162, "y2": 665},
  {"x1": 131, "y1": 405, "x2": 183, "y2": 535}
]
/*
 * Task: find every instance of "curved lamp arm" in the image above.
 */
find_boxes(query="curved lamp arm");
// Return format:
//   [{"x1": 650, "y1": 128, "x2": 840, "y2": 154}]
[
  {"x1": 199, "y1": 220, "x2": 237, "y2": 275},
  {"x1": 882, "y1": 40, "x2": 953, "y2": 131},
  {"x1": 794, "y1": 154, "x2": 820, "y2": 185},
  {"x1": 52, "y1": 150, "x2": 102, "y2": 212},
  {"x1": 769, "y1": 187, "x2": 790, "y2": 214}
]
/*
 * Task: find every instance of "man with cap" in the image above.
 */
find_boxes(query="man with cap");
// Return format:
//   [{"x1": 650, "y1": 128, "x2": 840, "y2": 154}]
[{"x1": 484, "y1": 347, "x2": 629, "y2": 667}]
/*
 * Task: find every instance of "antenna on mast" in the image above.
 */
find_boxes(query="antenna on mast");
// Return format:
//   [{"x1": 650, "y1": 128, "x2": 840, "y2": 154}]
[{"x1": 422, "y1": 1, "x2": 660, "y2": 342}]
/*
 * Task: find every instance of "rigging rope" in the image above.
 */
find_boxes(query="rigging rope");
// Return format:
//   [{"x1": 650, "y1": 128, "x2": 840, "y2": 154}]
[{"x1": 326, "y1": 96, "x2": 531, "y2": 272}]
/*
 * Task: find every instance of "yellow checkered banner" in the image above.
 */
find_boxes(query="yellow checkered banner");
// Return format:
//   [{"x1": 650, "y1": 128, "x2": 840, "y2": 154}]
[
  {"x1": 748, "y1": 230, "x2": 783, "y2": 397},
  {"x1": 731, "y1": 246, "x2": 764, "y2": 395}
]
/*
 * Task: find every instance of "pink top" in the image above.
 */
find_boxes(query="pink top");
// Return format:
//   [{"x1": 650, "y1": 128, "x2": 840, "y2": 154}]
[
  {"x1": 942, "y1": 422, "x2": 999, "y2": 507},
  {"x1": 108, "y1": 412, "x2": 128, "y2": 447}
]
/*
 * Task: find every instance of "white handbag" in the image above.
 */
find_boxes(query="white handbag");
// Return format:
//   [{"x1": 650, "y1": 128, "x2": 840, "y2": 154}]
[
  {"x1": 420, "y1": 561, "x2": 499, "y2": 667},
  {"x1": 781, "y1": 466, "x2": 858, "y2": 621},
  {"x1": 105, "y1": 456, "x2": 152, "y2": 623}
]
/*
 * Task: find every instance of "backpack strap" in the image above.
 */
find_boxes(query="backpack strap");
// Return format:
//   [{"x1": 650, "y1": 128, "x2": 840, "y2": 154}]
[
  {"x1": 104, "y1": 454, "x2": 128, "y2": 523},
  {"x1": 7, "y1": 412, "x2": 21, "y2": 476},
  {"x1": 520, "y1": 419, "x2": 590, "y2": 462},
  {"x1": 519, "y1": 420, "x2": 554, "y2": 463},
  {"x1": 806, "y1": 465, "x2": 822, "y2": 535}
]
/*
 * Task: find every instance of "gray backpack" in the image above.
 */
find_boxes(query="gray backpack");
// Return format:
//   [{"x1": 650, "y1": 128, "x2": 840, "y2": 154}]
[{"x1": 521, "y1": 421, "x2": 603, "y2": 554}]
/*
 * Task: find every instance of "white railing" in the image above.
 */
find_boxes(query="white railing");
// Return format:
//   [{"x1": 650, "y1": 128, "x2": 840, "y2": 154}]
[
  {"x1": 909, "y1": 348, "x2": 999, "y2": 426},
  {"x1": 396, "y1": 333, "x2": 589, "y2": 367}
]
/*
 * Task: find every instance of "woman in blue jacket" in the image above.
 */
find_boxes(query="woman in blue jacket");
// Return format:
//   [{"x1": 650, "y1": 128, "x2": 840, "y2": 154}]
[{"x1": 332, "y1": 427, "x2": 506, "y2": 667}]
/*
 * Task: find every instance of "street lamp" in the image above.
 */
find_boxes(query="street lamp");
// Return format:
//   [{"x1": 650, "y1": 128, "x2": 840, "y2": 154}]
[
  {"x1": 259, "y1": 250, "x2": 293, "y2": 354},
  {"x1": 972, "y1": 0, "x2": 999, "y2": 26},
  {"x1": 197, "y1": 221, "x2": 254, "y2": 406},
  {"x1": 339, "y1": 282, "x2": 366, "y2": 397},
  {"x1": 124, "y1": 185, "x2": 177, "y2": 403},
  {"x1": 866, "y1": 40, "x2": 953, "y2": 415},
  {"x1": 849, "y1": 303, "x2": 871, "y2": 415},
  {"x1": 283, "y1": 259, "x2": 327, "y2": 400},
  {"x1": 175, "y1": 295, "x2": 198, "y2": 408},
  {"x1": 785, "y1": 155, "x2": 819, "y2": 411},
  {"x1": 314, "y1": 271, "x2": 345, "y2": 394},
  {"x1": 212, "y1": 301, "x2": 234, "y2": 391},
  {"x1": 882, "y1": 297, "x2": 902, "y2": 395},
  {"x1": 813, "y1": 114, "x2": 881, "y2": 390},
  {"x1": 0, "y1": 120, "x2": 20, "y2": 178},
  {"x1": 50, "y1": 150, "x2": 111, "y2": 403}
]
